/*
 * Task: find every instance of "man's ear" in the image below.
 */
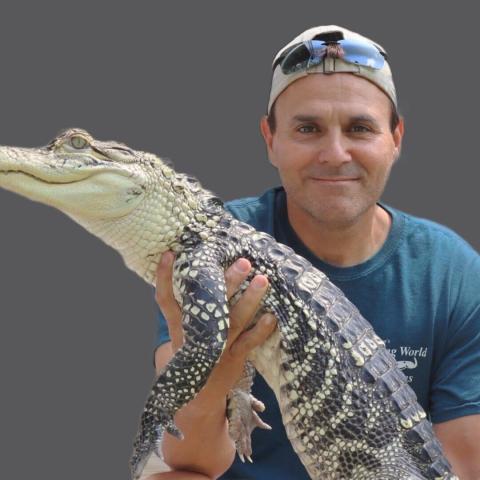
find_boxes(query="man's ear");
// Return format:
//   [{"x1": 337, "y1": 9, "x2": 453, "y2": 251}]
[
  {"x1": 260, "y1": 115, "x2": 276, "y2": 165},
  {"x1": 392, "y1": 116, "x2": 405, "y2": 162}
]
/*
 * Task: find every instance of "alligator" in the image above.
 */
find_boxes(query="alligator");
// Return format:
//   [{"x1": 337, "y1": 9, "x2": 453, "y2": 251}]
[{"x1": 0, "y1": 129, "x2": 458, "y2": 480}]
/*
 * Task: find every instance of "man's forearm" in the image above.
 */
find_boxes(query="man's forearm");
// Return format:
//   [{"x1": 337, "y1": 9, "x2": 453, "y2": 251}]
[
  {"x1": 161, "y1": 384, "x2": 235, "y2": 478},
  {"x1": 434, "y1": 415, "x2": 480, "y2": 480},
  {"x1": 148, "y1": 473, "x2": 211, "y2": 480},
  {"x1": 153, "y1": 256, "x2": 274, "y2": 479},
  {"x1": 153, "y1": 342, "x2": 239, "y2": 478}
]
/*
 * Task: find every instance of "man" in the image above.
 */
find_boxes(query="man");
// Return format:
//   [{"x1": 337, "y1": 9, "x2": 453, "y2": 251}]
[{"x1": 147, "y1": 26, "x2": 480, "y2": 479}]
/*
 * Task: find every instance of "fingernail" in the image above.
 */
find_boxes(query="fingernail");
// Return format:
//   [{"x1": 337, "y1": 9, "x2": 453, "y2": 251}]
[
  {"x1": 234, "y1": 258, "x2": 250, "y2": 273},
  {"x1": 266, "y1": 314, "x2": 276, "y2": 326},
  {"x1": 252, "y1": 275, "x2": 268, "y2": 289},
  {"x1": 262, "y1": 313, "x2": 273, "y2": 324}
]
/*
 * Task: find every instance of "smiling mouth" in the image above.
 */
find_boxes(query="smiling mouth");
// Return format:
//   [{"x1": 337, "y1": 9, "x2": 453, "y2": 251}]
[{"x1": 311, "y1": 177, "x2": 359, "y2": 183}]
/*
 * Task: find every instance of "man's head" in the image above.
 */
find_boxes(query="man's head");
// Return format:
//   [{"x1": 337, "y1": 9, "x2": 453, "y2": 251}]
[
  {"x1": 267, "y1": 25, "x2": 397, "y2": 115},
  {"x1": 261, "y1": 25, "x2": 404, "y2": 229}
]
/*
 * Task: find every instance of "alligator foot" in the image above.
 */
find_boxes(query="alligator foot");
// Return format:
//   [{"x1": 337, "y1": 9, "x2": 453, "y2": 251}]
[{"x1": 227, "y1": 389, "x2": 271, "y2": 462}]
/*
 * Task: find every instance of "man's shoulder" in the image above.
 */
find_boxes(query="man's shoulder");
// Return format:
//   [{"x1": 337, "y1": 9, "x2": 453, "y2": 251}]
[
  {"x1": 387, "y1": 204, "x2": 478, "y2": 258},
  {"x1": 224, "y1": 186, "x2": 281, "y2": 233}
]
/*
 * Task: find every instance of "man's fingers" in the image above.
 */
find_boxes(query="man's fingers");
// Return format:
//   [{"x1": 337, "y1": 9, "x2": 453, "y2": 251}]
[
  {"x1": 225, "y1": 258, "x2": 252, "y2": 299},
  {"x1": 229, "y1": 275, "x2": 269, "y2": 334},
  {"x1": 230, "y1": 313, "x2": 277, "y2": 357},
  {"x1": 156, "y1": 255, "x2": 268, "y2": 354}
]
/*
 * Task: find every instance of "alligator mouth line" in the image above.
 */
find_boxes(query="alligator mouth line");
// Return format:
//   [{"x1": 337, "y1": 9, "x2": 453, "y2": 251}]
[{"x1": 0, "y1": 169, "x2": 87, "y2": 185}]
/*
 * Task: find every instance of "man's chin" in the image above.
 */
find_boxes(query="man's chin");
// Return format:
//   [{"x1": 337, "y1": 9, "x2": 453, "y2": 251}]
[{"x1": 305, "y1": 199, "x2": 374, "y2": 229}]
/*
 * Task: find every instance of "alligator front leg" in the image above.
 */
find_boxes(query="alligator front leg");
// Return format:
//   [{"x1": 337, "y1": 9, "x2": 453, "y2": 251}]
[
  {"x1": 130, "y1": 252, "x2": 230, "y2": 479},
  {"x1": 227, "y1": 361, "x2": 271, "y2": 462}
]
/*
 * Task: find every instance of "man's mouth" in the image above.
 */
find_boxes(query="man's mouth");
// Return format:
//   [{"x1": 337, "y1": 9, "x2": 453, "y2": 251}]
[{"x1": 311, "y1": 177, "x2": 360, "y2": 183}]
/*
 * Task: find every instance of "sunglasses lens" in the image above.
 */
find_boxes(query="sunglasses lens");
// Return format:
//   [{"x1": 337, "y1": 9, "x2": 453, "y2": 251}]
[
  {"x1": 280, "y1": 43, "x2": 325, "y2": 74},
  {"x1": 279, "y1": 38, "x2": 385, "y2": 74},
  {"x1": 339, "y1": 39, "x2": 385, "y2": 69}
]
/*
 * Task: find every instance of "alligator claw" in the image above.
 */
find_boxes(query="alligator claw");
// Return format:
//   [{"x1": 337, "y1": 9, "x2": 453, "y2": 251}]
[
  {"x1": 165, "y1": 421, "x2": 184, "y2": 441},
  {"x1": 238, "y1": 453, "x2": 254, "y2": 463},
  {"x1": 228, "y1": 389, "x2": 270, "y2": 462},
  {"x1": 130, "y1": 411, "x2": 183, "y2": 479}
]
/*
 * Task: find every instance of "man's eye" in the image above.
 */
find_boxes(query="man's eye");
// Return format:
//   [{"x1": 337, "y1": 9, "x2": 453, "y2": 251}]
[
  {"x1": 298, "y1": 125, "x2": 318, "y2": 133},
  {"x1": 351, "y1": 125, "x2": 371, "y2": 133}
]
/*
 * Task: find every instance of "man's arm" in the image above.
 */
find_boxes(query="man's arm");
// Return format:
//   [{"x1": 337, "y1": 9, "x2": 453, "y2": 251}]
[
  {"x1": 146, "y1": 471, "x2": 210, "y2": 480},
  {"x1": 434, "y1": 415, "x2": 480, "y2": 480},
  {"x1": 150, "y1": 252, "x2": 276, "y2": 479}
]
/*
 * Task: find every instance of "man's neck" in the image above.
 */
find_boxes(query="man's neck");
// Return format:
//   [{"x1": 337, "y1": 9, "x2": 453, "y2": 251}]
[{"x1": 286, "y1": 200, "x2": 392, "y2": 268}]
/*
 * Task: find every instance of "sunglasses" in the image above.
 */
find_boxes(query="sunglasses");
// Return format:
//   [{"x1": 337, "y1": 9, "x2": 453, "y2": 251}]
[{"x1": 275, "y1": 39, "x2": 386, "y2": 74}]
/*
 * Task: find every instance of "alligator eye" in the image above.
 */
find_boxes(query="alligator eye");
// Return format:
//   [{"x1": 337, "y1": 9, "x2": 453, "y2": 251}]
[{"x1": 70, "y1": 135, "x2": 89, "y2": 149}]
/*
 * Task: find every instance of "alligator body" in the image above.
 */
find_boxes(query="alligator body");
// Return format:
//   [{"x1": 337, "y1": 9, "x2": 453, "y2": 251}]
[{"x1": 0, "y1": 130, "x2": 457, "y2": 479}]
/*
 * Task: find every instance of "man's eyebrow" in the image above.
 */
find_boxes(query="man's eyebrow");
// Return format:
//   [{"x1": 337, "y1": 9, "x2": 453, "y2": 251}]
[
  {"x1": 292, "y1": 114, "x2": 320, "y2": 123},
  {"x1": 350, "y1": 115, "x2": 380, "y2": 127},
  {"x1": 291, "y1": 114, "x2": 381, "y2": 127}
]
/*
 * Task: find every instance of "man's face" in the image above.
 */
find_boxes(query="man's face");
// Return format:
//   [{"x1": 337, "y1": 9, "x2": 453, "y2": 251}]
[{"x1": 261, "y1": 73, "x2": 404, "y2": 229}]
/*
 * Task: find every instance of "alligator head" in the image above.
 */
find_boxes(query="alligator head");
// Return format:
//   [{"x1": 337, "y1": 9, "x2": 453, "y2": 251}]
[{"x1": 0, "y1": 129, "x2": 212, "y2": 283}]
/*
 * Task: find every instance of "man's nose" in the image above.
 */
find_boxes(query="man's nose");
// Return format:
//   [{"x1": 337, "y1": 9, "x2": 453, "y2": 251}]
[{"x1": 317, "y1": 132, "x2": 352, "y2": 165}]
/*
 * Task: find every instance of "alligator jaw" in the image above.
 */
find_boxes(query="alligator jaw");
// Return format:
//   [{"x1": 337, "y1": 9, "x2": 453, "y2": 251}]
[
  {"x1": 0, "y1": 143, "x2": 98, "y2": 180},
  {"x1": 0, "y1": 145, "x2": 144, "y2": 220}
]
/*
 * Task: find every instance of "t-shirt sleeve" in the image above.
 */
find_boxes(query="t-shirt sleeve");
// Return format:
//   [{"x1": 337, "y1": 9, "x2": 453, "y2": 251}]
[
  {"x1": 429, "y1": 242, "x2": 480, "y2": 423},
  {"x1": 155, "y1": 305, "x2": 171, "y2": 350}
]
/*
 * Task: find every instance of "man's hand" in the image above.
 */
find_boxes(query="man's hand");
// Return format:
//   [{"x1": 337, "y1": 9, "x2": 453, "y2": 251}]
[
  {"x1": 155, "y1": 251, "x2": 276, "y2": 383},
  {"x1": 153, "y1": 251, "x2": 277, "y2": 478}
]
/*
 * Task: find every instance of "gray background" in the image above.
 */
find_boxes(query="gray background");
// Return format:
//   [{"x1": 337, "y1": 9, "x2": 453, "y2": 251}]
[{"x1": 0, "y1": 1, "x2": 478, "y2": 479}]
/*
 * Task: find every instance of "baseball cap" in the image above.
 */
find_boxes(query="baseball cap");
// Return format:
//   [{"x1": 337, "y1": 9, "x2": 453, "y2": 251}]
[{"x1": 268, "y1": 25, "x2": 397, "y2": 113}]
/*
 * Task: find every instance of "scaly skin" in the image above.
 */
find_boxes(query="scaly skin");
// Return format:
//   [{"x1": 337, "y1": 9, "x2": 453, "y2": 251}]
[{"x1": 0, "y1": 130, "x2": 458, "y2": 479}]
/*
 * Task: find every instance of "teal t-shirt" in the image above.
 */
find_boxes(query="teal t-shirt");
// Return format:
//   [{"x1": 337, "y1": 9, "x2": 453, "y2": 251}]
[{"x1": 155, "y1": 186, "x2": 480, "y2": 479}]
